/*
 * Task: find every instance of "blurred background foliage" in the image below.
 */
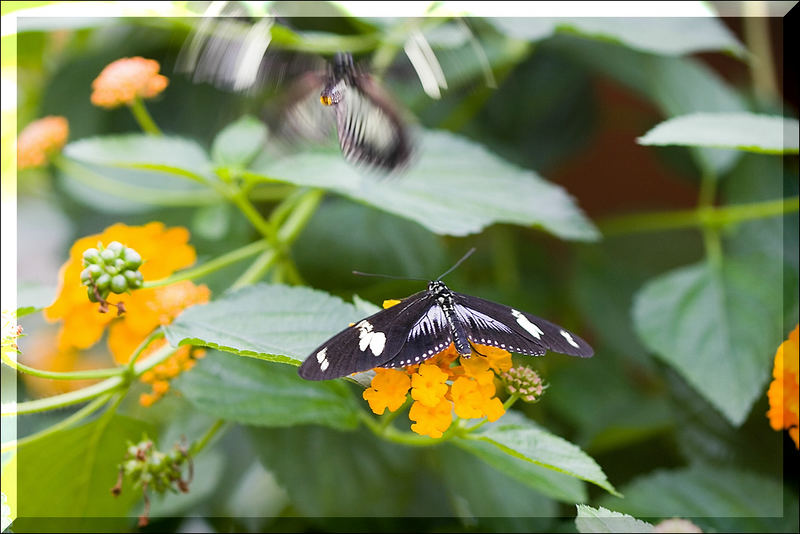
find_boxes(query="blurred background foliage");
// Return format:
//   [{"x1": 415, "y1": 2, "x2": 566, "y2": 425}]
[{"x1": 4, "y1": 1, "x2": 799, "y2": 532}]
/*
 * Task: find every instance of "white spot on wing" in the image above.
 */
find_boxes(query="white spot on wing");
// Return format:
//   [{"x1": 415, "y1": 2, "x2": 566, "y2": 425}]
[
  {"x1": 320, "y1": 359, "x2": 329, "y2": 371},
  {"x1": 511, "y1": 309, "x2": 544, "y2": 339},
  {"x1": 560, "y1": 330, "x2": 580, "y2": 348},
  {"x1": 316, "y1": 348, "x2": 330, "y2": 372},
  {"x1": 356, "y1": 319, "x2": 386, "y2": 356}
]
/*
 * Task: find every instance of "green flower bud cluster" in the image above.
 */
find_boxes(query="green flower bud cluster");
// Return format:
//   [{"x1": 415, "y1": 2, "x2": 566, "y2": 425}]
[
  {"x1": 501, "y1": 366, "x2": 547, "y2": 403},
  {"x1": 118, "y1": 437, "x2": 190, "y2": 495},
  {"x1": 80, "y1": 241, "x2": 143, "y2": 302}
]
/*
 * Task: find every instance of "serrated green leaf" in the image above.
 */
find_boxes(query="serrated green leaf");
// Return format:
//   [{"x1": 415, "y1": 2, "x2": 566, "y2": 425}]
[
  {"x1": 63, "y1": 134, "x2": 215, "y2": 180},
  {"x1": 490, "y1": 17, "x2": 745, "y2": 57},
  {"x1": 457, "y1": 412, "x2": 615, "y2": 497},
  {"x1": 174, "y1": 351, "x2": 360, "y2": 429},
  {"x1": 16, "y1": 414, "x2": 152, "y2": 523},
  {"x1": 211, "y1": 115, "x2": 268, "y2": 168},
  {"x1": 598, "y1": 465, "x2": 784, "y2": 519},
  {"x1": 163, "y1": 284, "x2": 364, "y2": 364},
  {"x1": 575, "y1": 504, "x2": 653, "y2": 533},
  {"x1": 252, "y1": 130, "x2": 598, "y2": 240},
  {"x1": 632, "y1": 259, "x2": 783, "y2": 425},
  {"x1": 638, "y1": 113, "x2": 800, "y2": 154}
]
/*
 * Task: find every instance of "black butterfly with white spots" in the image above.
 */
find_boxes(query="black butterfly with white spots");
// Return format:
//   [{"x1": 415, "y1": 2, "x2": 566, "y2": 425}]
[{"x1": 298, "y1": 253, "x2": 593, "y2": 381}]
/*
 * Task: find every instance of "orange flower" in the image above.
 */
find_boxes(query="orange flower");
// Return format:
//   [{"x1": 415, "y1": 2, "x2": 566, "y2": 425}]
[
  {"x1": 45, "y1": 222, "x2": 198, "y2": 353},
  {"x1": 91, "y1": 57, "x2": 168, "y2": 108},
  {"x1": 410, "y1": 363, "x2": 449, "y2": 407},
  {"x1": 139, "y1": 345, "x2": 206, "y2": 406},
  {"x1": 17, "y1": 116, "x2": 69, "y2": 169},
  {"x1": 409, "y1": 398, "x2": 453, "y2": 439},
  {"x1": 767, "y1": 324, "x2": 799, "y2": 448},
  {"x1": 362, "y1": 368, "x2": 411, "y2": 415}
]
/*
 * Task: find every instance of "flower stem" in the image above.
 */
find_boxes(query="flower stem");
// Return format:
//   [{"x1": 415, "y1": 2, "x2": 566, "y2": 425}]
[
  {"x1": 462, "y1": 394, "x2": 520, "y2": 434},
  {"x1": 127, "y1": 330, "x2": 164, "y2": 372},
  {"x1": 229, "y1": 190, "x2": 275, "y2": 241},
  {"x1": 1, "y1": 349, "x2": 124, "y2": 380},
  {"x1": 188, "y1": 419, "x2": 227, "y2": 456},
  {"x1": 698, "y1": 168, "x2": 723, "y2": 270},
  {"x1": 231, "y1": 249, "x2": 279, "y2": 289},
  {"x1": 129, "y1": 97, "x2": 162, "y2": 136},
  {"x1": 143, "y1": 239, "x2": 271, "y2": 288},
  {"x1": 1, "y1": 392, "x2": 113, "y2": 453},
  {"x1": 598, "y1": 196, "x2": 799, "y2": 236}
]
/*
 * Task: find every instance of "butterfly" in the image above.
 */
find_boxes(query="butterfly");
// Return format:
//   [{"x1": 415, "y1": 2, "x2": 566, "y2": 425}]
[{"x1": 298, "y1": 251, "x2": 593, "y2": 381}]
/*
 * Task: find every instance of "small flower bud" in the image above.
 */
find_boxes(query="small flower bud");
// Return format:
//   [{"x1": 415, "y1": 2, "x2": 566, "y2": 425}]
[
  {"x1": 110, "y1": 274, "x2": 128, "y2": 293},
  {"x1": 82, "y1": 248, "x2": 100, "y2": 264},
  {"x1": 123, "y1": 248, "x2": 142, "y2": 269},
  {"x1": 501, "y1": 366, "x2": 546, "y2": 403},
  {"x1": 96, "y1": 273, "x2": 111, "y2": 291},
  {"x1": 100, "y1": 248, "x2": 117, "y2": 263},
  {"x1": 107, "y1": 241, "x2": 124, "y2": 255}
]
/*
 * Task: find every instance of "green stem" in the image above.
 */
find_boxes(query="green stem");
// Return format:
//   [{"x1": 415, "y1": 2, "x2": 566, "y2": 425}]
[
  {"x1": 698, "y1": 169, "x2": 723, "y2": 269},
  {"x1": 463, "y1": 395, "x2": 520, "y2": 434},
  {"x1": 1, "y1": 349, "x2": 124, "y2": 380},
  {"x1": 189, "y1": 419, "x2": 227, "y2": 456},
  {"x1": 598, "y1": 196, "x2": 799, "y2": 236},
  {"x1": 127, "y1": 330, "x2": 164, "y2": 372},
  {"x1": 229, "y1": 190, "x2": 275, "y2": 241},
  {"x1": 143, "y1": 239, "x2": 271, "y2": 288},
  {"x1": 276, "y1": 189, "x2": 324, "y2": 243},
  {"x1": 231, "y1": 249, "x2": 279, "y2": 289},
  {"x1": 0, "y1": 393, "x2": 113, "y2": 453},
  {"x1": 129, "y1": 97, "x2": 162, "y2": 136},
  {"x1": 55, "y1": 157, "x2": 219, "y2": 207},
  {"x1": 359, "y1": 410, "x2": 447, "y2": 447},
  {"x1": 6, "y1": 343, "x2": 176, "y2": 416}
]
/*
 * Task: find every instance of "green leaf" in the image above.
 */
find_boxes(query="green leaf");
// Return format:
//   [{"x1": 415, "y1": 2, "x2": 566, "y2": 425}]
[
  {"x1": 63, "y1": 134, "x2": 215, "y2": 180},
  {"x1": 490, "y1": 17, "x2": 745, "y2": 57},
  {"x1": 252, "y1": 130, "x2": 599, "y2": 240},
  {"x1": 598, "y1": 465, "x2": 784, "y2": 520},
  {"x1": 174, "y1": 351, "x2": 360, "y2": 430},
  {"x1": 163, "y1": 283, "x2": 364, "y2": 365},
  {"x1": 436, "y1": 444, "x2": 557, "y2": 526},
  {"x1": 575, "y1": 504, "x2": 653, "y2": 533},
  {"x1": 248, "y1": 425, "x2": 437, "y2": 517},
  {"x1": 453, "y1": 435, "x2": 586, "y2": 503},
  {"x1": 211, "y1": 115, "x2": 268, "y2": 168},
  {"x1": 16, "y1": 414, "x2": 152, "y2": 523},
  {"x1": 457, "y1": 412, "x2": 617, "y2": 497},
  {"x1": 632, "y1": 259, "x2": 783, "y2": 425},
  {"x1": 638, "y1": 113, "x2": 800, "y2": 154}
]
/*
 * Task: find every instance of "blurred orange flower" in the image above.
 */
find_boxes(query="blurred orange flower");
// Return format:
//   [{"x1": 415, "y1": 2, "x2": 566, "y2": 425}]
[
  {"x1": 17, "y1": 116, "x2": 69, "y2": 169},
  {"x1": 91, "y1": 57, "x2": 169, "y2": 108},
  {"x1": 45, "y1": 222, "x2": 206, "y2": 362},
  {"x1": 139, "y1": 344, "x2": 206, "y2": 406},
  {"x1": 361, "y1": 300, "x2": 511, "y2": 438},
  {"x1": 767, "y1": 324, "x2": 799, "y2": 448}
]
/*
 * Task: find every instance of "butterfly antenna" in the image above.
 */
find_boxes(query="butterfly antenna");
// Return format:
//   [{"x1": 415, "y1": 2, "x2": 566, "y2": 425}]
[
  {"x1": 436, "y1": 248, "x2": 476, "y2": 281},
  {"x1": 352, "y1": 271, "x2": 428, "y2": 282}
]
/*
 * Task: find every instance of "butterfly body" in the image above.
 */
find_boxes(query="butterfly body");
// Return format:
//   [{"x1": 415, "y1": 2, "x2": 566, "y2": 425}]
[{"x1": 298, "y1": 280, "x2": 593, "y2": 381}]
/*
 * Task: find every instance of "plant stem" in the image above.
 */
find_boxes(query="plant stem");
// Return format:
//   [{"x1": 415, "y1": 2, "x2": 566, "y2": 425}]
[
  {"x1": 698, "y1": 168, "x2": 723, "y2": 269},
  {"x1": 143, "y1": 239, "x2": 271, "y2": 288},
  {"x1": 598, "y1": 196, "x2": 799, "y2": 236},
  {"x1": 127, "y1": 330, "x2": 164, "y2": 371},
  {"x1": 1, "y1": 349, "x2": 124, "y2": 380},
  {"x1": 463, "y1": 394, "x2": 520, "y2": 434},
  {"x1": 358, "y1": 410, "x2": 446, "y2": 447},
  {"x1": 229, "y1": 190, "x2": 275, "y2": 241},
  {"x1": 129, "y1": 97, "x2": 163, "y2": 136},
  {"x1": 1, "y1": 393, "x2": 113, "y2": 453},
  {"x1": 7, "y1": 343, "x2": 176, "y2": 416},
  {"x1": 231, "y1": 249, "x2": 279, "y2": 289},
  {"x1": 189, "y1": 419, "x2": 228, "y2": 456}
]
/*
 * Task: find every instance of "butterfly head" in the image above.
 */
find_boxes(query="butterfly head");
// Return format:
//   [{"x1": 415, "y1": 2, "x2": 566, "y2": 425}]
[
  {"x1": 320, "y1": 82, "x2": 344, "y2": 106},
  {"x1": 427, "y1": 280, "x2": 450, "y2": 297}
]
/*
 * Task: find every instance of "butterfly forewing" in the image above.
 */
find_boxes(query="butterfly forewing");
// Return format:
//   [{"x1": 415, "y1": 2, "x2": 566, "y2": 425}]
[
  {"x1": 452, "y1": 293, "x2": 594, "y2": 358},
  {"x1": 381, "y1": 302, "x2": 454, "y2": 369},
  {"x1": 298, "y1": 291, "x2": 433, "y2": 380}
]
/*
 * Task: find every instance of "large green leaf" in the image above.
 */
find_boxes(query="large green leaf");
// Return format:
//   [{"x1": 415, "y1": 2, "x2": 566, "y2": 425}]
[
  {"x1": 15, "y1": 414, "x2": 152, "y2": 527},
  {"x1": 638, "y1": 113, "x2": 800, "y2": 154},
  {"x1": 211, "y1": 115, "x2": 268, "y2": 168},
  {"x1": 632, "y1": 259, "x2": 783, "y2": 425},
  {"x1": 456, "y1": 412, "x2": 617, "y2": 496},
  {"x1": 490, "y1": 17, "x2": 744, "y2": 57},
  {"x1": 63, "y1": 134, "x2": 215, "y2": 180},
  {"x1": 251, "y1": 130, "x2": 599, "y2": 240},
  {"x1": 174, "y1": 351, "x2": 360, "y2": 430},
  {"x1": 575, "y1": 504, "x2": 653, "y2": 533},
  {"x1": 248, "y1": 426, "x2": 442, "y2": 517},
  {"x1": 453, "y1": 434, "x2": 586, "y2": 503},
  {"x1": 598, "y1": 465, "x2": 784, "y2": 521},
  {"x1": 435, "y1": 445, "x2": 556, "y2": 531},
  {"x1": 163, "y1": 284, "x2": 364, "y2": 365}
]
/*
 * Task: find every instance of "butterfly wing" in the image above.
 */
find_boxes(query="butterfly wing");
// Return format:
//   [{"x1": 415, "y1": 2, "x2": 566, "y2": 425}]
[
  {"x1": 380, "y1": 300, "x2": 455, "y2": 369},
  {"x1": 299, "y1": 291, "x2": 435, "y2": 380},
  {"x1": 452, "y1": 293, "x2": 594, "y2": 358},
  {"x1": 334, "y1": 71, "x2": 414, "y2": 172}
]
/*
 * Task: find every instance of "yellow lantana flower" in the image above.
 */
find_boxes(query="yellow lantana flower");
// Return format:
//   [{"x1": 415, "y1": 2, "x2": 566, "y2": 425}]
[
  {"x1": 409, "y1": 398, "x2": 453, "y2": 439},
  {"x1": 91, "y1": 57, "x2": 169, "y2": 108},
  {"x1": 362, "y1": 368, "x2": 411, "y2": 415},
  {"x1": 17, "y1": 116, "x2": 69, "y2": 170},
  {"x1": 410, "y1": 363, "x2": 449, "y2": 407},
  {"x1": 767, "y1": 324, "x2": 799, "y2": 448}
]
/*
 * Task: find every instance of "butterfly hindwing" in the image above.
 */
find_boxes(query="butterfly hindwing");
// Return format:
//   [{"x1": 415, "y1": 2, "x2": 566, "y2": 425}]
[
  {"x1": 452, "y1": 293, "x2": 594, "y2": 358},
  {"x1": 381, "y1": 301, "x2": 454, "y2": 369},
  {"x1": 298, "y1": 291, "x2": 434, "y2": 380}
]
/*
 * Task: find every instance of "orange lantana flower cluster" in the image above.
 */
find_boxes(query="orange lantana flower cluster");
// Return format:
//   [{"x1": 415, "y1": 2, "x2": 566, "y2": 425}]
[
  {"x1": 90, "y1": 57, "x2": 168, "y2": 108},
  {"x1": 43, "y1": 223, "x2": 210, "y2": 404},
  {"x1": 362, "y1": 304, "x2": 512, "y2": 438},
  {"x1": 767, "y1": 324, "x2": 799, "y2": 448},
  {"x1": 17, "y1": 116, "x2": 69, "y2": 170}
]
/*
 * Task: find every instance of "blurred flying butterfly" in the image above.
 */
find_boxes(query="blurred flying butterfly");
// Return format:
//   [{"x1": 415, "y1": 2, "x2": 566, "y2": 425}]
[{"x1": 299, "y1": 249, "x2": 593, "y2": 380}]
